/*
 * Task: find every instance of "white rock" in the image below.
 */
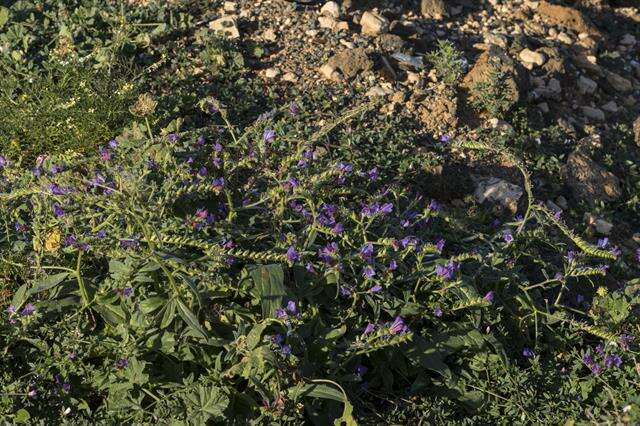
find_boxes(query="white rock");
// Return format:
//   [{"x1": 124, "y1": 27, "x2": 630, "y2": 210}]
[
  {"x1": 263, "y1": 28, "x2": 277, "y2": 42},
  {"x1": 557, "y1": 32, "x2": 573, "y2": 44},
  {"x1": 365, "y1": 85, "x2": 392, "y2": 98},
  {"x1": 577, "y1": 75, "x2": 597, "y2": 94},
  {"x1": 595, "y1": 219, "x2": 614, "y2": 235},
  {"x1": 282, "y1": 72, "x2": 298, "y2": 82},
  {"x1": 519, "y1": 48, "x2": 546, "y2": 66},
  {"x1": 474, "y1": 177, "x2": 523, "y2": 214},
  {"x1": 318, "y1": 16, "x2": 336, "y2": 29},
  {"x1": 209, "y1": 16, "x2": 240, "y2": 39},
  {"x1": 360, "y1": 11, "x2": 389, "y2": 36},
  {"x1": 223, "y1": 1, "x2": 236, "y2": 12},
  {"x1": 264, "y1": 68, "x2": 280, "y2": 79},
  {"x1": 320, "y1": 1, "x2": 341, "y2": 19}
]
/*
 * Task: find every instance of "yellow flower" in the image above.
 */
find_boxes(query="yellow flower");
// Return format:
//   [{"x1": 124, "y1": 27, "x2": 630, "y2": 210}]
[
  {"x1": 44, "y1": 229, "x2": 62, "y2": 253},
  {"x1": 596, "y1": 286, "x2": 608, "y2": 297}
]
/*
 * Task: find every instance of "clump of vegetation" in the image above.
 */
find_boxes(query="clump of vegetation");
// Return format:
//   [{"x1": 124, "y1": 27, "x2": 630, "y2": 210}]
[
  {"x1": 0, "y1": 64, "x2": 137, "y2": 161},
  {"x1": 426, "y1": 40, "x2": 465, "y2": 88},
  {"x1": 470, "y1": 63, "x2": 514, "y2": 119}
]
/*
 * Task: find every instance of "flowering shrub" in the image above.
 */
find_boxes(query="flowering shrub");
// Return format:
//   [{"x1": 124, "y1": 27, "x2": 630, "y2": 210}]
[{"x1": 1, "y1": 99, "x2": 639, "y2": 423}]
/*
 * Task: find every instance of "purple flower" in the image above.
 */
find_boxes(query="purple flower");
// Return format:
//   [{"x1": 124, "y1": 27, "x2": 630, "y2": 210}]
[
  {"x1": 604, "y1": 354, "x2": 622, "y2": 369},
  {"x1": 370, "y1": 284, "x2": 382, "y2": 293},
  {"x1": 332, "y1": 223, "x2": 344, "y2": 234},
  {"x1": 380, "y1": 203, "x2": 394, "y2": 214},
  {"x1": 115, "y1": 358, "x2": 129, "y2": 369},
  {"x1": 286, "y1": 300, "x2": 298, "y2": 315},
  {"x1": 275, "y1": 308, "x2": 287, "y2": 319},
  {"x1": 62, "y1": 383, "x2": 71, "y2": 393},
  {"x1": 96, "y1": 230, "x2": 107, "y2": 238},
  {"x1": 271, "y1": 334, "x2": 284, "y2": 345},
  {"x1": 283, "y1": 177, "x2": 299, "y2": 192},
  {"x1": 118, "y1": 287, "x2": 133, "y2": 298},
  {"x1": 53, "y1": 203, "x2": 65, "y2": 217},
  {"x1": 63, "y1": 234, "x2": 77, "y2": 247},
  {"x1": 305, "y1": 262, "x2": 316, "y2": 274},
  {"x1": 168, "y1": 133, "x2": 180, "y2": 143},
  {"x1": 361, "y1": 203, "x2": 380, "y2": 217},
  {"x1": 582, "y1": 352, "x2": 595, "y2": 367},
  {"x1": 434, "y1": 307, "x2": 443, "y2": 318},
  {"x1": 355, "y1": 365, "x2": 368, "y2": 377},
  {"x1": 263, "y1": 128, "x2": 275, "y2": 142},
  {"x1": 388, "y1": 259, "x2": 398, "y2": 271},
  {"x1": 367, "y1": 167, "x2": 379, "y2": 181},
  {"x1": 21, "y1": 303, "x2": 36, "y2": 316},
  {"x1": 610, "y1": 246, "x2": 622, "y2": 258},
  {"x1": 280, "y1": 344, "x2": 292, "y2": 355},
  {"x1": 48, "y1": 183, "x2": 68, "y2": 195},
  {"x1": 389, "y1": 316, "x2": 408, "y2": 334},
  {"x1": 290, "y1": 102, "x2": 300, "y2": 116},
  {"x1": 363, "y1": 323, "x2": 375, "y2": 334},
  {"x1": 435, "y1": 238, "x2": 445, "y2": 252},
  {"x1": 440, "y1": 134, "x2": 451, "y2": 142},
  {"x1": 590, "y1": 363, "x2": 603, "y2": 375},
  {"x1": 503, "y1": 230, "x2": 514, "y2": 244},
  {"x1": 88, "y1": 173, "x2": 106, "y2": 189},
  {"x1": 50, "y1": 165, "x2": 63, "y2": 174},
  {"x1": 212, "y1": 177, "x2": 225, "y2": 191},
  {"x1": 68, "y1": 353, "x2": 77, "y2": 361},
  {"x1": 108, "y1": 139, "x2": 118, "y2": 149},
  {"x1": 0, "y1": 155, "x2": 7, "y2": 168},
  {"x1": 340, "y1": 286, "x2": 352, "y2": 297},
  {"x1": 428, "y1": 199, "x2": 442, "y2": 212},
  {"x1": 620, "y1": 334, "x2": 634, "y2": 351},
  {"x1": 597, "y1": 238, "x2": 609, "y2": 249},
  {"x1": 483, "y1": 291, "x2": 494, "y2": 304},
  {"x1": 120, "y1": 239, "x2": 140, "y2": 249},
  {"x1": 554, "y1": 272, "x2": 564, "y2": 281},
  {"x1": 360, "y1": 243, "x2": 374, "y2": 262},
  {"x1": 287, "y1": 246, "x2": 301, "y2": 263},
  {"x1": 435, "y1": 261, "x2": 459, "y2": 281},
  {"x1": 32, "y1": 167, "x2": 42, "y2": 177},
  {"x1": 363, "y1": 266, "x2": 376, "y2": 279},
  {"x1": 27, "y1": 388, "x2": 37, "y2": 398},
  {"x1": 99, "y1": 147, "x2": 111, "y2": 161},
  {"x1": 522, "y1": 347, "x2": 535, "y2": 358},
  {"x1": 147, "y1": 159, "x2": 157, "y2": 170},
  {"x1": 337, "y1": 162, "x2": 353, "y2": 174},
  {"x1": 567, "y1": 250, "x2": 576, "y2": 262}
]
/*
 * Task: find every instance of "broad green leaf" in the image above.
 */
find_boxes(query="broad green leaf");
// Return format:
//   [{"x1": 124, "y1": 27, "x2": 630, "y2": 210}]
[
  {"x1": 10, "y1": 284, "x2": 28, "y2": 310},
  {"x1": 139, "y1": 296, "x2": 166, "y2": 314},
  {"x1": 13, "y1": 409, "x2": 30, "y2": 423},
  {"x1": 0, "y1": 7, "x2": 8, "y2": 28},
  {"x1": 246, "y1": 322, "x2": 268, "y2": 350},
  {"x1": 160, "y1": 299, "x2": 177, "y2": 329},
  {"x1": 248, "y1": 264, "x2": 286, "y2": 318},
  {"x1": 94, "y1": 303, "x2": 126, "y2": 326},
  {"x1": 177, "y1": 300, "x2": 208, "y2": 340},
  {"x1": 29, "y1": 272, "x2": 69, "y2": 295}
]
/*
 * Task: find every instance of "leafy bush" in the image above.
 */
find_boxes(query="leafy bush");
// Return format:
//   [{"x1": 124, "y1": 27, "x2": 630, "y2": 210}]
[
  {"x1": 470, "y1": 63, "x2": 513, "y2": 119},
  {"x1": 1, "y1": 97, "x2": 639, "y2": 424},
  {"x1": 426, "y1": 40, "x2": 465, "y2": 88},
  {"x1": 0, "y1": 63, "x2": 137, "y2": 161}
]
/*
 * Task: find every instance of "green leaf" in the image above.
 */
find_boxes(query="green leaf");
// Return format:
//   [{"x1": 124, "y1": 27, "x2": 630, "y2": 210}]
[
  {"x1": 0, "y1": 7, "x2": 9, "y2": 28},
  {"x1": 324, "y1": 325, "x2": 347, "y2": 341},
  {"x1": 246, "y1": 322, "x2": 268, "y2": 350},
  {"x1": 94, "y1": 303, "x2": 126, "y2": 326},
  {"x1": 248, "y1": 264, "x2": 286, "y2": 318},
  {"x1": 29, "y1": 272, "x2": 69, "y2": 295},
  {"x1": 14, "y1": 409, "x2": 30, "y2": 423},
  {"x1": 177, "y1": 300, "x2": 208, "y2": 340},
  {"x1": 160, "y1": 299, "x2": 176, "y2": 329},
  {"x1": 296, "y1": 384, "x2": 345, "y2": 403},
  {"x1": 10, "y1": 284, "x2": 28, "y2": 310},
  {"x1": 139, "y1": 296, "x2": 166, "y2": 314}
]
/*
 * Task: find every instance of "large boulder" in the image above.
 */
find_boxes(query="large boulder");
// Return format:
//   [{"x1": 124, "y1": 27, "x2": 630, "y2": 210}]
[
  {"x1": 564, "y1": 150, "x2": 621, "y2": 205},
  {"x1": 538, "y1": 1, "x2": 601, "y2": 37},
  {"x1": 421, "y1": 0, "x2": 448, "y2": 19}
]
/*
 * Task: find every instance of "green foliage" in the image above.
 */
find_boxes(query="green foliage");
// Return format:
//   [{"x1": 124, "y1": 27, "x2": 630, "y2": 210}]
[
  {"x1": 470, "y1": 62, "x2": 513, "y2": 119},
  {"x1": 426, "y1": 40, "x2": 465, "y2": 88},
  {"x1": 0, "y1": 63, "x2": 137, "y2": 161}
]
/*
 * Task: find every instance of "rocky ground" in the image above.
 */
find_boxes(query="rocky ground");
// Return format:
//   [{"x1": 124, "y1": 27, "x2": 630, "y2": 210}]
[{"x1": 205, "y1": 0, "x2": 640, "y2": 250}]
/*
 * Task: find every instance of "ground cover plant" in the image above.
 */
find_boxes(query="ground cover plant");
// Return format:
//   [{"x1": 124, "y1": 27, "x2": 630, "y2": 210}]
[{"x1": 1, "y1": 0, "x2": 640, "y2": 424}]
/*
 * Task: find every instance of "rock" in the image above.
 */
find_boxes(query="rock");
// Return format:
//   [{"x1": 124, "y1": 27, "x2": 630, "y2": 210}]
[
  {"x1": 264, "y1": 68, "x2": 280, "y2": 79},
  {"x1": 377, "y1": 33, "x2": 405, "y2": 52},
  {"x1": 620, "y1": 34, "x2": 636, "y2": 46},
  {"x1": 519, "y1": 48, "x2": 546, "y2": 66},
  {"x1": 391, "y1": 52, "x2": 424, "y2": 70},
  {"x1": 564, "y1": 150, "x2": 622, "y2": 205},
  {"x1": 577, "y1": 75, "x2": 597, "y2": 94},
  {"x1": 484, "y1": 33, "x2": 509, "y2": 49},
  {"x1": 474, "y1": 176, "x2": 523, "y2": 214},
  {"x1": 605, "y1": 71, "x2": 633, "y2": 93},
  {"x1": 360, "y1": 11, "x2": 389, "y2": 36},
  {"x1": 634, "y1": 117, "x2": 640, "y2": 147},
  {"x1": 318, "y1": 16, "x2": 337, "y2": 29},
  {"x1": 601, "y1": 101, "x2": 618, "y2": 113},
  {"x1": 223, "y1": 1, "x2": 236, "y2": 12},
  {"x1": 263, "y1": 28, "x2": 277, "y2": 42},
  {"x1": 585, "y1": 214, "x2": 614, "y2": 235},
  {"x1": 538, "y1": 1, "x2": 600, "y2": 36},
  {"x1": 582, "y1": 106, "x2": 605, "y2": 121},
  {"x1": 209, "y1": 16, "x2": 240, "y2": 39},
  {"x1": 421, "y1": 0, "x2": 448, "y2": 19},
  {"x1": 556, "y1": 195, "x2": 568, "y2": 210},
  {"x1": 365, "y1": 85, "x2": 393, "y2": 98},
  {"x1": 488, "y1": 118, "x2": 514, "y2": 134},
  {"x1": 320, "y1": 1, "x2": 340, "y2": 19},
  {"x1": 282, "y1": 72, "x2": 298, "y2": 83},
  {"x1": 320, "y1": 48, "x2": 373, "y2": 81},
  {"x1": 461, "y1": 46, "x2": 527, "y2": 114}
]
